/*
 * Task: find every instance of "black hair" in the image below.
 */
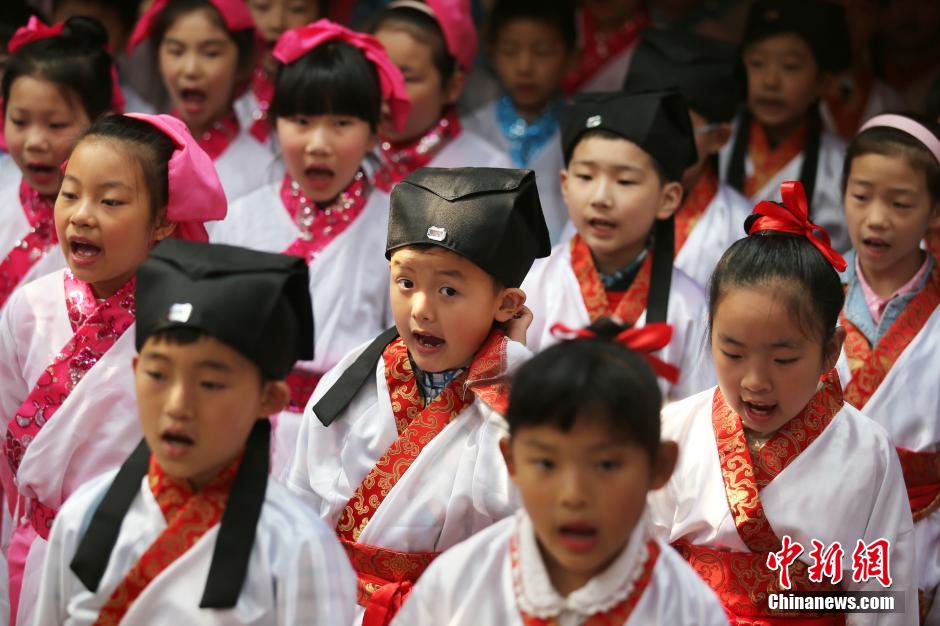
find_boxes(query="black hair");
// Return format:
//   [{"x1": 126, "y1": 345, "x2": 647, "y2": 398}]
[
  {"x1": 708, "y1": 228, "x2": 844, "y2": 345},
  {"x1": 2, "y1": 16, "x2": 115, "y2": 122},
  {"x1": 79, "y1": 114, "x2": 176, "y2": 221},
  {"x1": 566, "y1": 128, "x2": 669, "y2": 184},
  {"x1": 270, "y1": 39, "x2": 382, "y2": 130},
  {"x1": 485, "y1": 0, "x2": 577, "y2": 51},
  {"x1": 0, "y1": 3, "x2": 34, "y2": 53},
  {"x1": 506, "y1": 318, "x2": 663, "y2": 459},
  {"x1": 151, "y1": 0, "x2": 257, "y2": 81},
  {"x1": 370, "y1": 5, "x2": 456, "y2": 86},
  {"x1": 52, "y1": 0, "x2": 143, "y2": 34},
  {"x1": 926, "y1": 75, "x2": 940, "y2": 125},
  {"x1": 144, "y1": 327, "x2": 271, "y2": 383},
  {"x1": 841, "y1": 113, "x2": 940, "y2": 207}
]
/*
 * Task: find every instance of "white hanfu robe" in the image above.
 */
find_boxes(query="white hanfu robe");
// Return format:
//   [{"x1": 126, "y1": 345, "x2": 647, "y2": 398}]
[
  {"x1": 718, "y1": 120, "x2": 849, "y2": 253},
  {"x1": 522, "y1": 240, "x2": 715, "y2": 401},
  {"x1": 209, "y1": 182, "x2": 392, "y2": 478},
  {"x1": 212, "y1": 129, "x2": 282, "y2": 203},
  {"x1": 31, "y1": 470, "x2": 357, "y2": 626},
  {"x1": 464, "y1": 102, "x2": 568, "y2": 245},
  {"x1": 392, "y1": 511, "x2": 729, "y2": 626},
  {"x1": 648, "y1": 386, "x2": 918, "y2": 626},
  {"x1": 0, "y1": 270, "x2": 141, "y2": 626},
  {"x1": 286, "y1": 334, "x2": 527, "y2": 624}
]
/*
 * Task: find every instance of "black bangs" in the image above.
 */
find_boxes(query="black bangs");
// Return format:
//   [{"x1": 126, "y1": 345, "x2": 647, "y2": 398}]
[
  {"x1": 506, "y1": 321, "x2": 663, "y2": 460},
  {"x1": 270, "y1": 40, "x2": 382, "y2": 130}
]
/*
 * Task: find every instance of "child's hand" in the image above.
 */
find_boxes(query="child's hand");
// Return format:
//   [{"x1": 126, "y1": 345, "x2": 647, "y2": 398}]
[{"x1": 505, "y1": 306, "x2": 533, "y2": 346}]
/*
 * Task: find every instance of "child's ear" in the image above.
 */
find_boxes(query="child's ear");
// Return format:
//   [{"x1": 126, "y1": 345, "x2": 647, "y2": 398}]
[
  {"x1": 499, "y1": 436, "x2": 517, "y2": 478},
  {"x1": 493, "y1": 287, "x2": 526, "y2": 323},
  {"x1": 131, "y1": 354, "x2": 139, "y2": 375},
  {"x1": 927, "y1": 202, "x2": 940, "y2": 229},
  {"x1": 152, "y1": 218, "x2": 177, "y2": 244},
  {"x1": 822, "y1": 326, "x2": 846, "y2": 373},
  {"x1": 649, "y1": 440, "x2": 678, "y2": 490},
  {"x1": 260, "y1": 380, "x2": 291, "y2": 416},
  {"x1": 443, "y1": 68, "x2": 467, "y2": 106},
  {"x1": 655, "y1": 180, "x2": 684, "y2": 220},
  {"x1": 559, "y1": 167, "x2": 571, "y2": 202}
]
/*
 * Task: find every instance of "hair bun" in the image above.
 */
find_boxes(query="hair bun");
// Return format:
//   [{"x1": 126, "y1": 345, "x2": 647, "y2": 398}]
[
  {"x1": 584, "y1": 317, "x2": 631, "y2": 341},
  {"x1": 62, "y1": 15, "x2": 109, "y2": 50}
]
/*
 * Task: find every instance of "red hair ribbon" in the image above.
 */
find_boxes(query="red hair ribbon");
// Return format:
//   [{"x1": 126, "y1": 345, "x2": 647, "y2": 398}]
[
  {"x1": 550, "y1": 322, "x2": 680, "y2": 384},
  {"x1": 749, "y1": 181, "x2": 847, "y2": 272},
  {"x1": 272, "y1": 19, "x2": 410, "y2": 133}
]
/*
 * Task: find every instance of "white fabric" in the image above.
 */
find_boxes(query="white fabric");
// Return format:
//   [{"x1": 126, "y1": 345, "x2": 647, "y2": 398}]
[
  {"x1": 718, "y1": 118, "x2": 850, "y2": 253},
  {"x1": 286, "y1": 336, "x2": 528, "y2": 623},
  {"x1": 391, "y1": 511, "x2": 729, "y2": 626},
  {"x1": 648, "y1": 387, "x2": 919, "y2": 626},
  {"x1": 212, "y1": 130, "x2": 283, "y2": 203},
  {"x1": 521, "y1": 240, "x2": 715, "y2": 401},
  {"x1": 0, "y1": 269, "x2": 143, "y2": 624},
  {"x1": 463, "y1": 102, "x2": 568, "y2": 245},
  {"x1": 31, "y1": 470, "x2": 357, "y2": 625},
  {"x1": 391, "y1": 124, "x2": 514, "y2": 172},
  {"x1": 836, "y1": 306, "x2": 940, "y2": 598},
  {"x1": 674, "y1": 183, "x2": 752, "y2": 290},
  {"x1": 0, "y1": 162, "x2": 67, "y2": 315},
  {"x1": 575, "y1": 46, "x2": 637, "y2": 94},
  {"x1": 819, "y1": 80, "x2": 906, "y2": 139},
  {"x1": 233, "y1": 91, "x2": 277, "y2": 154}
]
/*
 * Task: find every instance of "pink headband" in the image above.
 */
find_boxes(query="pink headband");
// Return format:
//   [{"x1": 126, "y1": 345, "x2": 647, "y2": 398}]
[
  {"x1": 859, "y1": 114, "x2": 940, "y2": 166},
  {"x1": 7, "y1": 16, "x2": 125, "y2": 113},
  {"x1": 388, "y1": 0, "x2": 477, "y2": 71},
  {"x1": 273, "y1": 20, "x2": 410, "y2": 132},
  {"x1": 125, "y1": 114, "x2": 227, "y2": 243},
  {"x1": 128, "y1": 0, "x2": 256, "y2": 54}
]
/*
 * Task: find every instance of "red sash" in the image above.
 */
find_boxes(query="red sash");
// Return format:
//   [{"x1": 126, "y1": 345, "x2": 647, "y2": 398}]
[
  {"x1": 0, "y1": 180, "x2": 57, "y2": 309},
  {"x1": 171, "y1": 110, "x2": 239, "y2": 161},
  {"x1": 338, "y1": 330, "x2": 510, "y2": 626},
  {"x1": 745, "y1": 119, "x2": 807, "y2": 199},
  {"x1": 841, "y1": 267, "x2": 940, "y2": 518},
  {"x1": 675, "y1": 166, "x2": 718, "y2": 256},
  {"x1": 374, "y1": 108, "x2": 461, "y2": 193},
  {"x1": 511, "y1": 533, "x2": 660, "y2": 626},
  {"x1": 2, "y1": 272, "x2": 136, "y2": 539},
  {"x1": 676, "y1": 371, "x2": 845, "y2": 624},
  {"x1": 570, "y1": 234, "x2": 652, "y2": 326},
  {"x1": 823, "y1": 74, "x2": 873, "y2": 141},
  {"x1": 248, "y1": 66, "x2": 274, "y2": 144},
  {"x1": 561, "y1": 9, "x2": 650, "y2": 94},
  {"x1": 92, "y1": 455, "x2": 239, "y2": 626}
]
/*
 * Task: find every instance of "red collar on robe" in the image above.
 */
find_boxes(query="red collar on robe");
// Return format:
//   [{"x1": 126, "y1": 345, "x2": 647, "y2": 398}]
[
  {"x1": 248, "y1": 65, "x2": 274, "y2": 143},
  {"x1": 337, "y1": 330, "x2": 511, "y2": 625},
  {"x1": 0, "y1": 179, "x2": 57, "y2": 308},
  {"x1": 373, "y1": 108, "x2": 462, "y2": 193},
  {"x1": 823, "y1": 73, "x2": 873, "y2": 141},
  {"x1": 570, "y1": 234, "x2": 653, "y2": 326},
  {"x1": 745, "y1": 117, "x2": 807, "y2": 198},
  {"x1": 674, "y1": 165, "x2": 718, "y2": 256},
  {"x1": 2, "y1": 272, "x2": 136, "y2": 539},
  {"x1": 560, "y1": 8, "x2": 650, "y2": 94},
  {"x1": 171, "y1": 110, "x2": 240, "y2": 161},
  {"x1": 92, "y1": 454, "x2": 241, "y2": 626},
  {"x1": 841, "y1": 265, "x2": 940, "y2": 519}
]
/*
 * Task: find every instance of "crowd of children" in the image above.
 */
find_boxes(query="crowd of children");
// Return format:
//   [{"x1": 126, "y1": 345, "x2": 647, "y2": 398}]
[{"x1": 0, "y1": 0, "x2": 937, "y2": 624}]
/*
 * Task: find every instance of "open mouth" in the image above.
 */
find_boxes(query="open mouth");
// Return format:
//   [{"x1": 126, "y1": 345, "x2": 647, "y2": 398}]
[
  {"x1": 26, "y1": 163, "x2": 55, "y2": 175},
  {"x1": 743, "y1": 400, "x2": 777, "y2": 421},
  {"x1": 68, "y1": 238, "x2": 102, "y2": 261},
  {"x1": 303, "y1": 165, "x2": 335, "y2": 190},
  {"x1": 558, "y1": 522, "x2": 599, "y2": 552},
  {"x1": 181, "y1": 88, "x2": 207, "y2": 104},
  {"x1": 862, "y1": 237, "x2": 890, "y2": 254},
  {"x1": 161, "y1": 429, "x2": 195, "y2": 457},
  {"x1": 587, "y1": 217, "x2": 616, "y2": 232},
  {"x1": 413, "y1": 331, "x2": 445, "y2": 352}
]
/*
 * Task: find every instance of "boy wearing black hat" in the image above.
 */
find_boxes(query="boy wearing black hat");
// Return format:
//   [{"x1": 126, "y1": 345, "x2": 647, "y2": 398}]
[
  {"x1": 32, "y1": 240, "x2": 356, "y2": 625},
  {"x1": 719, "y1": 0, "x2": 851, "y2": 252},
  {"x1": 623, "y1": 27, "x2": 753, "y2": 289},
  {"x1": 522, "y1": 89, "x2": 715, "y2": 401},
  {"x1": 285, "y1": 166, "x2": 551, "y2": 626}
]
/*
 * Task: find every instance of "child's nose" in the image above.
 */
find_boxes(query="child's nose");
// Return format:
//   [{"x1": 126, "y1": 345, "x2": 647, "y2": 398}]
[
  {"x1": 411, "y1": 291, "x2": 435, "y2": 322},
  {"x1": 741, "y1": 364, "x2": 772, "y2": 394},
  {"x1": 164, "y1": 381, "x2": 195, "y2": 419},
  {"x1": 23, "y1": 127, "x2": 50, "y2": 152},
  {"x1": 304, "y1": 126, "x2": 331, "y2": 155},
  {"x1": 182, "y1": 52, "x2": 201, "y2": 77},
  {"x1": 69, "y1": 197, "x2": 98, "y2": 226},
  {"x1": 559, "y1": 468, "x2": 589, "y2": 509},
  {"x1": 589, "y1": 178, "x2": 613, "y2": 208},
  {"x1": 759, "y1": 65, "x2": 782, "y2": 90}
]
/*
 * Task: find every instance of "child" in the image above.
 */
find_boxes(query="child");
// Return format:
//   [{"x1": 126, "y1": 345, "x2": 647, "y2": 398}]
[
  {"x1": 370, "y1": 0, "x2": 512, "y2": 193},
  {"x1": 32, "y1": 238, "x2": 357, "y2": 625},
  {"x1": 211, "y1": 19, "x2": 408, "y2": 477},
  {"x1": 623, "y1": 27, "x2": 752, "y2": 290},
  {"x1": 648, "y1": 181, "x2": 917, "y2": 625},
  {"x1": 391, "y1": 318, "x2": 729, "y2": 625},
  {"x1": 240, "y1": 0, "x2": 321, "y2": 145},
  {"x1": 720, "y1": 0, "x2": 851, "y2": 253},
  {"x1": 522, "y1": 89, "x2": 715, "y2": 401},
  {"x1": 465, "y1": 0, "x2": 575, "y2": 245},
  {"x1": 127, "y1": 0, "x2": 277, "y2": 201},
  {"x1": 837, "y1": 113, "x2": 940, "y2": 623},
  {"x1": 0, "y1": 112, "x2": 226, "y2": 625},
  {"x1": 0, "y1": 16, "x2": 121, "y2": 311},
  {"x1": 286, "y1": 166, "x2": 551, "y2": 624},
  {"x1": 560, "y1": 0, "x2": 649, "y2": 94}
]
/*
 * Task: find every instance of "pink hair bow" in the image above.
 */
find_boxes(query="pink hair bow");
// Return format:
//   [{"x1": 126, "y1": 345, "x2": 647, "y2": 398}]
[
  {"x1": 128, "y1": 0, "x2": 256, "y2": 54},
  {"x1": 748, "y1": 181, "x2": 847, "y2": 272},
  {"x1": 273, "y1": 19, "x2": 410, "y2": 132},
  {"x1": 390, "y1": 0, "x2": 477, "y2": 71},
  {"x1": 125, "y1": 114, "x2": 228, "y2": 243},
  {"x1": 550, "y1": 321, "x2": 680, "y2": 384}
]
